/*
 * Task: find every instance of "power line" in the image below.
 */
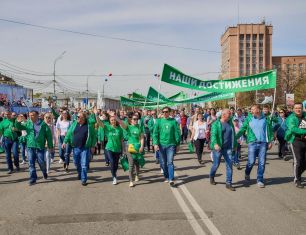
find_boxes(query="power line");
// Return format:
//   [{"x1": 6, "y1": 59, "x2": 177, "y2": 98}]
[{"x1": 0, "y1": 18, "x2": 221, "y2": 54}]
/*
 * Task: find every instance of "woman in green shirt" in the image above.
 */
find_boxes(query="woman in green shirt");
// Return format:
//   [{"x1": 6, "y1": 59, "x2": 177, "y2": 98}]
[
  {"x1": 121, "y1": 113, "x2": 145, "y2": 187},
  {"x1": 98, "y1": 115, "x2": 123, "y2": 185}
]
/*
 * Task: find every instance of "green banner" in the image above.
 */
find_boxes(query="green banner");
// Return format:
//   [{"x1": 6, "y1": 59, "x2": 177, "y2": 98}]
[
  {"x1": 146, "y1": 87, "x2": 235, "y2": 104},
  {"x1": 131, "y1": 92, "x2": 149, "y2": 102},
  {"x1": 161, "y1": 64, "x2": 276, "y2": 93},
  {"x1": 120, "y1": 97, "x2": 142, "y2": 107},
  {"x1": 168, "y1": 91, "x2": 187, "y2": 101}
]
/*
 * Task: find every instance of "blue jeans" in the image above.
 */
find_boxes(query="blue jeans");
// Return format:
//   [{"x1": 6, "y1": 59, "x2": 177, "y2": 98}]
[
  {"x1": 232, "y1": 143, "x2": 241, "y2": 165},
  {"x1": 45, "y1": 149, "x2": 55, "y2": 173},
  {"x1": 20, "y1": 142, "x2": 27, "y2": 161},
  {"x1": 58, "y1": 136, "x2": 72, "y2": 165},
  {"x1": 245, "y1": 142, "x2": 267, "y2": 183},
  {"x1": 210, "y1": 148, "x2": 233, "y2": 184},
  {"x1": 73, "y1": 147, "x2": 89, "y2": 183},
  {"x1": 3, "y1": 137, "x2": 19, "y2": 171},
  {"x1": 159, "y1": 145, "x2": 176, "y2": 181},
  {"x1": 105, "y1": 149, "x2": 120, "y2": 178},
  {"x1": 27, "y1": 148, "x2": 46, "y2": 183}
]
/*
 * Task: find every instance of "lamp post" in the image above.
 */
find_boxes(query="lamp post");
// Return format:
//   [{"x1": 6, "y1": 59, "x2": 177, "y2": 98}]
[
  {"x1": 53, "y1": 51, "x2": 66, "y2": 95},
  {"x1": 102, "y1": 73, "x2": 112, "y2": 109}
]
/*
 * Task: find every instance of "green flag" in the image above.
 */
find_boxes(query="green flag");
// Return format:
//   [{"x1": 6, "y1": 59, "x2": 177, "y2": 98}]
[
  {"x1": 146, "y1": 87, "x2": 235, "y2": 104},
  {"x1": 161, "y1": 64, "x2": 276, "y2": 93}
]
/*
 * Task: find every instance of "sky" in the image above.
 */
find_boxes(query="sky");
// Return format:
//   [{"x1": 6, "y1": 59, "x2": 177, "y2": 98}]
[{"x1": 0, "y1": 0, "x2": 305, "y2": 98}]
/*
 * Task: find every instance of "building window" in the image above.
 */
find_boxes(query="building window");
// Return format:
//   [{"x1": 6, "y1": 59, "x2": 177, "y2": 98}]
[
  {"x1": 240, "y1": 57, "x2": 244, "y2": 63},
  {"x1": 259, "y1": 50, "x2": 263, "y2": 55},
  {"x1": 259, "y1": 34, "x2": 264, "y2": 40},
  {"x1": 259, "y1": 57, "x2": 263, "y2": 63},
  {"x1": 252, "y1": 42, "x2": 256, "y2": 47},
  {"x1": 252, "y1": 49, "x2": 256, "y2": 55},
  {"x1": 246, "y1": 34, "x2": 250, "y2": 42},
  {"x1": 239, "y1": 43, "x2": 243, "y2": 49},
  {"x1": 246, "y1": 43, "x2": 250, "y2": 48},
  {"x1": 239, "y1": 34, "x2": 244, "y2": 42},
  {"x1": 252, "y1": 34, "x2": 257, "y2": 41},
  {"x1": 293, "y1": 64, "x2": 297, "y2": 71},
  {"x1": 287, "y1": 64, "x2": 290, "y2": 73},
  {"x1": 239, "y1": 50, "x2": 244, "y2": 56}
]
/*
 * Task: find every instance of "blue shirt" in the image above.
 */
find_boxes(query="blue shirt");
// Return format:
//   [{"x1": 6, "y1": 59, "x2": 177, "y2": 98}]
[
  {"x1": 249, "y1": 115, "x2": 267, "y2": 142},
  {"x1": 221, "y1": 121, "x2": 232, "y2": 149}
]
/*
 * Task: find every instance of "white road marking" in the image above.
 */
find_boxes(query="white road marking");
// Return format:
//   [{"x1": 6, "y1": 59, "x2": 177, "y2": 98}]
[
  {"x1": 175, "y1": 172, "x2": 222, "y2": 235},
  {"x1": 170, "y1": 186, "x2": 207, "y2": 235}
]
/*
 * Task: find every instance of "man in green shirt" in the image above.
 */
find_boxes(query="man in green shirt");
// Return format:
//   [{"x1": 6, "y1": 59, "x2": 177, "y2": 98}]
[
  {"x1": 16, "y1": 111, "x2": 54, "y2": 186},
  {"x1": 0, "y1": 111, "x2": 20, "y2": 174},
  {"x1": 153, "y1": 107, "x2": 180, "y2": 187}
]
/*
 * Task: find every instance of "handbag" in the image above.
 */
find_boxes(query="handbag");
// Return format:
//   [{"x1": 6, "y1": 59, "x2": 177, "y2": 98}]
[
  {"x1": 188, "y1": 142, "x2": 195, "y2": 153},
  {"x1": 120, "y1": 154, "x2": 129, "y2": 172},
  {"x1": 128, "y1": 144, "x2": 137, "y2": 154}
]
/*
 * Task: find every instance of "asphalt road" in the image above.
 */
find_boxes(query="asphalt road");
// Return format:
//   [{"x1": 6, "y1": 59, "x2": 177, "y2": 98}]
[{"x1": 0, "y1": 144, "x2": 305, "y2": 235}]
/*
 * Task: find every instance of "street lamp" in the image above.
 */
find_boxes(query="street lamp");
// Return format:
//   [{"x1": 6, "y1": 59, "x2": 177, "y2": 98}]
[
  {"x1": 53, "y1": 51, "x2": 66, "y2": 95},
  {"x1": 102, "y1": 73, "x2": 112, "y2": 109}
]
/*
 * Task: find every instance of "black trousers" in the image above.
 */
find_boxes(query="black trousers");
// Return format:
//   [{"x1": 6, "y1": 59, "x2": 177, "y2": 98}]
[
  {"x1": 277, "y1": 136, "x2": 287, "y2": 157},
  {"x1": 290, "y1": 139, "x2": 306, "y2": 182},
  {"x1": 194, "y1": 139, "x2": 205, "y2": 161},
  {"x1": 145, "y1": 130, "x2": 151, "y2": 152}
]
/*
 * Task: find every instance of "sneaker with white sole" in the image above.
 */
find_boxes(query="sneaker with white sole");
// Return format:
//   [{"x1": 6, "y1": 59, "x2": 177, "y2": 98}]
[
  {"x1": 257, "y1": 181, "x2": 265, "y2": 188},
  {"x1": 20, "y1": 160, "x2": 26, "y2": 165},
  {"x1": 129, "y1": 182, "x2": 134, "y2": 187},
  {"x1": 135, "y1": 176, "x2": 139, "y2": 182},
  {"x1": 112, "y1": 177, "x2": 117, "y2": 185},
  {"x1": 59, "y1": 159, "x2": 63, "y2": 164},
  {"x1": 164, "y1": 179, "x2": 169, "y2": 183},
  {"x1": 160, "y1": 169, "x2": 164, "y2": 174}
]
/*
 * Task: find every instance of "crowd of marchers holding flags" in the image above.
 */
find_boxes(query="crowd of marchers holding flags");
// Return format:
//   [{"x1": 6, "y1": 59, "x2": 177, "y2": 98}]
[{"x1": 0, "y1": 101, "x2": 305, "y2": 190}]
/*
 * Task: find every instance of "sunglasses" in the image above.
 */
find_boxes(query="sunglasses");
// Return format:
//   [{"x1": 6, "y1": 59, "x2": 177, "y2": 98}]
[
  {"x1": 162, "y1": 110, "x2": 169, "y2": 113},
  {"x1": 132, "y1": 118, "x2": 138, "y2": 121},
  {"x1": 46, "y1": 117, "x2": 52, "y2": 119},
  {"x1": 279, "y1": 112, "x2": 284, "y2": 114}
]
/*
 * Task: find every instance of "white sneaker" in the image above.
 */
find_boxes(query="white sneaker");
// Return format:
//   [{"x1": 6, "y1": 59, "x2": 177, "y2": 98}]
[
  {"x1": 51, "y1": 159, "x2": 54, "y2": 163},
  {"x1": 20, "y1": 160, "x2": 26, "y2": 165},
  {"x1": 59, "y1": 159, "x2": 63, "y2": 164},
  {"x1": 112, "y1": 177, "x2": 117, "y2": 185},
  {"x1": 160, "y1": 168, "x2": 164, "y2": 174},
  {"x1": 129, "y1": 182, "x2": 134, "y2": 187},
  {"x1": 164, "y1": 179, "x2": 169, "y2": 183},
  {"x1": 135, "y1": 176, "x2": 139, "y2": 182}
]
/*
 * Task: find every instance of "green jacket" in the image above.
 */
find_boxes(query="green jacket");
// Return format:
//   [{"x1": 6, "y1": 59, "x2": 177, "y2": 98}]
[
  {"x1": 210, "y1": 119, "x2": 237, "y2": 150},
  {"x1": 15, "y1": 120, "x2": 53, "y2": 149},
  {"x1": 236, "y1": 114, "x2": 274, "y2": 144},
  {"x1": 51, "y1": 108, "x2": 60, "y2": 120},
  {"x1": 285, "y1": 112, "x2": 306, "y2": 143},
  {"x1": 148, "y1": 118, "x2": 157, "y2": 134},
  {"x1": 153, "y1": 118, "x2": 180, "y2": 147},
  {"x1": 0, "y1": 118, "x2": 19, "y2": 141},
  {"x1": 64, "y1": 121, "x2": 96, "y2": 148}
]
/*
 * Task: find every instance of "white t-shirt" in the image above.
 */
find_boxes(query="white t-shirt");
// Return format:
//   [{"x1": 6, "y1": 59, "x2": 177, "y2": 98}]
[
  {"x1": 56, "y1": 120, "x2": 71, "y2": 136},
  {"x1": 193, "y1": 121, "x2": 207, "y2": 140}
]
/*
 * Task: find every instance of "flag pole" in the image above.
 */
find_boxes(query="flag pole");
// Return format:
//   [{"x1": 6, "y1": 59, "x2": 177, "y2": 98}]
[
  {"x1": 156, "y1": 74, "x2": 161, "y2": 112},
  {"x1": 271, "y1": 70, "x2": 277, "y2": 116}
]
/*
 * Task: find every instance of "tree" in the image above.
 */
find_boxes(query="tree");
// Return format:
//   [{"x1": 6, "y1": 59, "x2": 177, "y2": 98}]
[{"x1": 293, "y1": 74, "x2": 306, "y2": 102}]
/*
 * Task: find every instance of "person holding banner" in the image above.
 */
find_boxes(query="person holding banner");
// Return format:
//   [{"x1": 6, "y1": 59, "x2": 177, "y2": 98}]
[
  {"x1": 209, "y1": 109, "x2": 237, "y2": 191},
  {"x1": 285, "y1": 103, "x2": 306, "y2": 188},
  {"x1": 236, "y1": 105, "x2": 274, "y2": 188},
  {"x1": 153, "y1": 107, "x2": 181, "y2": 187}
]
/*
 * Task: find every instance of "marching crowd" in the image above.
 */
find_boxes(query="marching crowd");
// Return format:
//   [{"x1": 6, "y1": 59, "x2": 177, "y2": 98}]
[{"x1": 0, "y1": 102, "x2": 305, "y2": 190}]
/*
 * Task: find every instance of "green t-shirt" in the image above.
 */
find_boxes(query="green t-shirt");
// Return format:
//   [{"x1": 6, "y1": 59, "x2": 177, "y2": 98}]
[
  {"x1": 104, "y1": 124, "x2": 123, "y2": 153},
  {"x1": 127, "y1": 124, "x2": 143, "y2": 145}
]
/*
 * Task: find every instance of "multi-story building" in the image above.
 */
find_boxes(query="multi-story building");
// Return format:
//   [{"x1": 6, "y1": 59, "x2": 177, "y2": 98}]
[
  {"x1": 221, "y1": 22, "x2": 273, "y2": 78},
  {"x1": 272, "y1": 55, "x2": 306, "y2": 104}
]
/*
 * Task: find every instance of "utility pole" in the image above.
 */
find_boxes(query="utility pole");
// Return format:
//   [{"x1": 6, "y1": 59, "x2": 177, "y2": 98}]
[{"x1": 53, "y1": 51, "x2": 66, "y2": 95}]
